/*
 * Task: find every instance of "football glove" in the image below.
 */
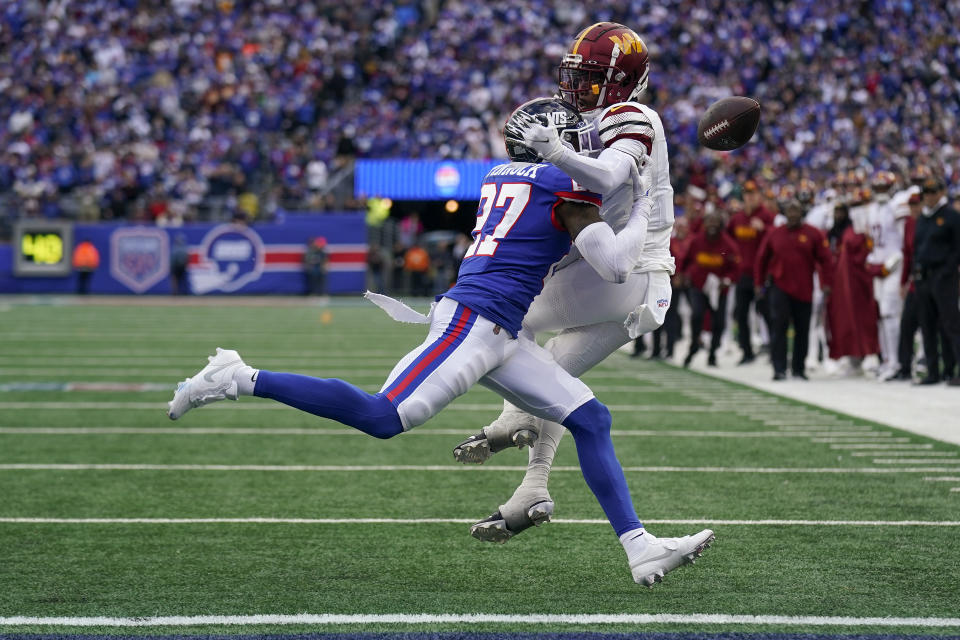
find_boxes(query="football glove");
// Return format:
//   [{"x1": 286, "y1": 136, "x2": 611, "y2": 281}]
[
  {"x1": 633, "y1": 158, "x2": 653, "y2": 201},
  {"x1": 514, "y1": 113, "x2": 566, "y2": 164}
]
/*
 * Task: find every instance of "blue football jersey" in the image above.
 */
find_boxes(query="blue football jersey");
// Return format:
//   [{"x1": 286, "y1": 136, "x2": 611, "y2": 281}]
[{"x1": 445, "y1": 162, "x2": 602, "y2": 337}]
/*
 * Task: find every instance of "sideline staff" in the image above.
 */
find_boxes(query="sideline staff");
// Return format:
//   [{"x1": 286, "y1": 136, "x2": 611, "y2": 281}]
[{"x1": 913, "y1": 176, "x2": 960, "y2": 385}]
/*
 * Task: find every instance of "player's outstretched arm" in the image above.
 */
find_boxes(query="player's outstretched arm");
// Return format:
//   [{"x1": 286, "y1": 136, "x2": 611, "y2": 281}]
[
  {"x1": 515, "y1": 107, "x2": 651, "y2": 194},
  {"x1": 556, "y1": 169, "x2": 653, "y2": 283}
]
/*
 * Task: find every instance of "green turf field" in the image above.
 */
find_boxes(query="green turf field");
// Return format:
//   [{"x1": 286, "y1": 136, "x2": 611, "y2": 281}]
[{"x1": 1, "y1": 298, "x2": 959, "y2": 636}]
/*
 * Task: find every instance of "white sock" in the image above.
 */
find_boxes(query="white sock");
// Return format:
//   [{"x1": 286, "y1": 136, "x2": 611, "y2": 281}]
[{"x1": 235, "y1": 366, "x2": 258, "y2": 396}]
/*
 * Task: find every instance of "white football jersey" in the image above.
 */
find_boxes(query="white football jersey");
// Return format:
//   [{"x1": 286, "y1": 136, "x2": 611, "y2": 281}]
[
  {"x1": 805, "y1": 201, "x2": 835, "y2": 232},
  {"x1": 587, "y1": 102, "x2": 675, "y2": 274},
  {"x1": 866, "y1": 197, "x2": 904, "y2": 264},
  {"x1": 890, "y1": 185, "x2": 919, "y2": 220}
]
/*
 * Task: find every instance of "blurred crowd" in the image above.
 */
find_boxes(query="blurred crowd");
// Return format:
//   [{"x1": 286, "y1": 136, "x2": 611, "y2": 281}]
[{"x1": 2, "y1": 0, "x2": 959, "y2": 239}]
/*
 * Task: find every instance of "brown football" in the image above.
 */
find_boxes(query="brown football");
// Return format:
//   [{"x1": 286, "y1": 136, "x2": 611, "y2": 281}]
[{"x1": 697, "y1": 96, "x2": 761, "y2": 151}]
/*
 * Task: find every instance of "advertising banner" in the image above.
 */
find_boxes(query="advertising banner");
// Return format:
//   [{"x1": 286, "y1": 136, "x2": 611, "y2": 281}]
[{"x1": 0, "y1": 213, "x2": 367, "y2": 295}]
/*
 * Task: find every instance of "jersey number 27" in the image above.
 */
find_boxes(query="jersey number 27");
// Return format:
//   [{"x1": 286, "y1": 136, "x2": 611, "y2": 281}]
[{"x1": 463, "y1": 182, "x2": 531, "y2": 258}]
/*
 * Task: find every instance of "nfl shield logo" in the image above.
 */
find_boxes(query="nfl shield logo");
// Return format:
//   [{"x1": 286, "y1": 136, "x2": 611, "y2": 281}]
[{"x1": 110, "y1": 227, "x2": 170, "y2": 293}]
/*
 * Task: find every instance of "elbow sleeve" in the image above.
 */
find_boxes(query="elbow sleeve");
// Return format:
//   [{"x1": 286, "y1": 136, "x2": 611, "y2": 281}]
[
  {"x1": 574, "y1": 212, "x2": 649, "y2": 283},
  {"x1": 553, "y1": 147, "x2": 631, "y2": 194}
]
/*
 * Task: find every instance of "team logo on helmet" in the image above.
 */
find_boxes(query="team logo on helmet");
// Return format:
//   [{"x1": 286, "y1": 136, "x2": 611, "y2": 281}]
[
  {"x1": 110, "y1": 227, "x2": 169, "y2": 293},
  {"x1": 558, "y1": 22, "x2": 650, "y2": 113},
  {"x1": 190, "y1": 224, "x2": 265, "y2": 294}
]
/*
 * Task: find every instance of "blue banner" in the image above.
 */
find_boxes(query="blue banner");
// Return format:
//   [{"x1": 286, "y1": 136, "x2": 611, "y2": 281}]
[
  {"x1": 354, "y1": 159, "x2": 505, "y2": 200},
  {"x1": 0, "y1": 213, "x2": 368, "y2": 295}
]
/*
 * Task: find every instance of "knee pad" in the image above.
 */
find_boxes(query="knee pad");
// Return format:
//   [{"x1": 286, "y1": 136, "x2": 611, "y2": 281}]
[{"x1": 562, "y1": 398, "x2": 612, "y2": 437}]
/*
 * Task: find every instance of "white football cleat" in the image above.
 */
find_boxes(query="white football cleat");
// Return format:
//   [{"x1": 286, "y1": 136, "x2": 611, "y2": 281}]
[
  {"x1": 453, "y1": 427, "x2": 538, "y2": 464},
  {"x1": 167, "y1": 348, "x2": 246, "y2": 420},
  {"x1": 470, "y1": 496, "x2": 554, "y2": 543},
  {"x1": 625, "y1": 529, "x2": 715, "y2": 587},
  {"x1": 453, "y1": 407, "x2": 539, "y2": 464}
]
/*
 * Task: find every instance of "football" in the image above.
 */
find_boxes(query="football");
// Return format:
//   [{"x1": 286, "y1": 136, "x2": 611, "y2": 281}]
[{"x1": 697, "y1": 96, "x2": 761, "y2": 151}]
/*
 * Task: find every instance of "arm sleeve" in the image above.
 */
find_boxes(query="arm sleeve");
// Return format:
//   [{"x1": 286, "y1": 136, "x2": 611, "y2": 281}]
[
  {"x1": 573, "y1": 196, "x2": 652, "y2": 283},
  {"x1": 549, "y1": 145, "x2": 635, "y2": 194}
]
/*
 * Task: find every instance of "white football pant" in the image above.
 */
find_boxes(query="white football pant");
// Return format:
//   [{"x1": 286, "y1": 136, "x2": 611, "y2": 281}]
[
  {"x1": 874, "y1": 265, "x2": 903, "y2": 375},
  {"x1": 380, "y1": 297, "x2": 594, "y2": 430}
]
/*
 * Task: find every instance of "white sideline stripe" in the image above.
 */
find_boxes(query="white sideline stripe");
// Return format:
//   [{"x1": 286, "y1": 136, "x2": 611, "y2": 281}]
[
  {"x1": 925, "y1": 477, "x2": 960, "y2": 482},
  {"x1": 2, "y1": 517, "x2": 959, "y2": 527},
  {"x1": 1, "y1": 613, "x2": 959, "y2": 627},
  {"x1": 0, "y1": 427, "x2": 888, "y2": 439},
  {"x1": 952, "y1": 488, "x2": 960, "y2": 493},
  {"x1": 3, "y1": 463, "x2": 960, "y2": 473}
]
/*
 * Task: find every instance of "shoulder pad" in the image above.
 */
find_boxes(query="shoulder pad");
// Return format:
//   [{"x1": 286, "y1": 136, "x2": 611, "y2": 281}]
[{"x1": 597, "y1": 102, "x2": 654, "y2": 154}]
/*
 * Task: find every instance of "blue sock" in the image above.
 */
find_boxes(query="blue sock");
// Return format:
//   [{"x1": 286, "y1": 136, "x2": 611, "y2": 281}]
[
  {"x1": 254, "y1": 370, "x2": 404, "y2": 439},
  {"x1": 562, "y1": 398, "x2": 643, "y2": 536}
]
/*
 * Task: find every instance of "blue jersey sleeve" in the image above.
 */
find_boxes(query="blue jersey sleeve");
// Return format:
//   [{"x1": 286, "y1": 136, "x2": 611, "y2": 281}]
[{"x1": 538, "y1": 165, "x2": 603, "y2": 208}]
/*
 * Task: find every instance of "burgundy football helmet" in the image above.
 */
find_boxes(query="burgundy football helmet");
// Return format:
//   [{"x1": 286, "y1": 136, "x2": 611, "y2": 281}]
[{"x1": 558, "y1": 22, "x2": 650, "y2": 114}]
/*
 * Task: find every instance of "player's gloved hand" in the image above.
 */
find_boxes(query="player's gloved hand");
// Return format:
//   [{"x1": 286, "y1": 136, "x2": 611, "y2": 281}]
[
  {"x1": 515, "y1": 114, "x2": 565, "y2": 164},
  {"x1": 630, "y1": 161, "x2": 653, "y2": 220},
  {"x1": 634, "y1": 157, "x2": 653, "y2": 198},
  {"x1": 884, "y1": 253, "x2": 903, "y2": 274}
]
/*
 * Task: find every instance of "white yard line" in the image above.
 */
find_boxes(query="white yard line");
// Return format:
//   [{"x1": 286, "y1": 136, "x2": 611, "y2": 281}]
[
  {"x1": 871, "y1": 458, "x2": 960, "y2": 464},
  {"x1": 0, "y1": 427, "x2": 891, "y2": 438},
  {"x1": 850, "y1": 451, "x2": 957, "y2": 457},
  {"x1": 2, "y1": 463, "x2": 959, "y2": 473},
  {"x1": 777, "y1": 425, "x2": 869, "y2": 431},
  {"x1": 0, "y1": 613, "x2": 958, "y2": 627},
  {"x1": 1, "y1": 517, "x2": 958, "y2": 526},
  {"x1": 833, "y1": 444, "x2": 933, "y2": 450},
  {"x1": 811, "y1": 437, "x2": 911, "y2": 443},
  {"x1": 924, "y1": 477, "x2": 960, "y2": 481},
  {"x1": 0, "y1": 402, "x2": 723, "y2": 412}
]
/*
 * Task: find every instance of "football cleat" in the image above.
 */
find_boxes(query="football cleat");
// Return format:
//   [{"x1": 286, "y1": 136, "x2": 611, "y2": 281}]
[
  {"x1": 470, "y1": 498, "x2": 555, "y2": 544},
  {"x1": 167, "y1": 347, "x2": 246, "y2": 420},
  {"x1": 452, "y1": 428, "x2": 538, "y2": 464},
  {"x1": 625, "y1": 529, "x2": 715, "y2": 587},
  {"x1": 453, "y1": 408, "x2": 540, "y2": 463}
]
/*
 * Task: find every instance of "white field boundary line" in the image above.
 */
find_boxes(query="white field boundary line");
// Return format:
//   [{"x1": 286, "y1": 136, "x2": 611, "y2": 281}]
[
  {"x1": 925, "y1": 477, "x2": 960, "y2": 481},
  {"x1": 0, "y1": 427, "x2": 893, "y2": 439},
  {"x1": 1, "y1": 613, "x2": 959, "y2": 627},
  {"x1": 2, "y1": 517, "x2": 959, "y2": 527},
  {"x1": 3, "y1": 463, "x2": 960, "y2": 473}
]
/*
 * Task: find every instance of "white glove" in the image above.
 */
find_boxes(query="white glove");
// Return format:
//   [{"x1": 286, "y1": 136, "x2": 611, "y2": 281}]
[
  {"x1": 633, "y1": 158, "x2": 652, "y2": 199},
  {"x1": 515, "y1": 113, "x2": 565, "y2": 164},
  {"x1": 630, "y1": 161, "x2": 652, "y2": 220},
  {"x1": 883, "y1": 252, "x2": 903, "y2": 274}
]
